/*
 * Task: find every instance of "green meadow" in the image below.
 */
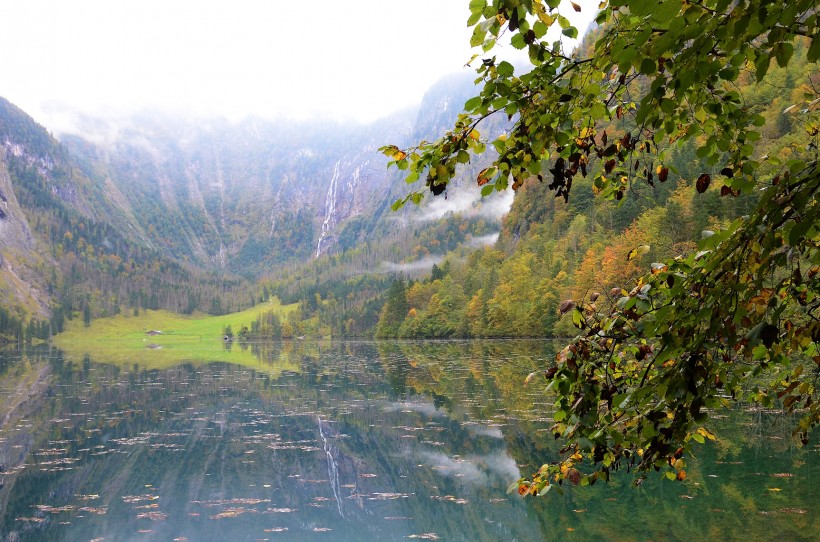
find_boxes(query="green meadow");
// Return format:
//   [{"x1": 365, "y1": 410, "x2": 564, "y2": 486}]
[{"x1": 53, "y1": 299, "x2": 303, "y2": 376}]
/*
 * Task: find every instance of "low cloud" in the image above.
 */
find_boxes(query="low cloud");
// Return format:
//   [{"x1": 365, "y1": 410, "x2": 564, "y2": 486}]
[
  {"x1": 465, "y1": 232, "x2": 500, "y2": 248},
  {"x1": 379, "y1": 255, "x2": 443, "y2": 275},
  {"x1": 414, "y1": 186, "x2": 514, "y2": 222}
]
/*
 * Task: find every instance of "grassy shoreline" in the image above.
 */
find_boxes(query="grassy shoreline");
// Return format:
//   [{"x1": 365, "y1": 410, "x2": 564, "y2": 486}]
[{"x1": 52, "y1": 299, "x2": 300, "y2": 373}]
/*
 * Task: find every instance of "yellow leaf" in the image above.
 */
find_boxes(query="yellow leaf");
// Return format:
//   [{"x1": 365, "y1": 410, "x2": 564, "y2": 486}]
[{"x1": 627, "y1": 245, "x2": 651, "y2": 261}]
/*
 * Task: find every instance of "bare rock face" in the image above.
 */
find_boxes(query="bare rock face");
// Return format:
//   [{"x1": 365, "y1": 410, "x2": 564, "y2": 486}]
[{"x1": 0, "y1": 150, "x2": 51, "y2": 318}]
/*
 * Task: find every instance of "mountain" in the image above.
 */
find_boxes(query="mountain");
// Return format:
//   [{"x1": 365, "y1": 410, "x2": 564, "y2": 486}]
[
  {"x1": 53, "y1": 73, "x2": 498, "y2": 276},
  {"x1": 0, "y1": 98, "x2": 257, "y2": 338},
  {"x1": 0, "y1": 73, "x2": 510, "y2": 336}
]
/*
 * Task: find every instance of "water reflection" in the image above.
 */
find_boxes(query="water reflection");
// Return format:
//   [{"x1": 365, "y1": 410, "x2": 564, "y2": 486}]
[{"x1": 0, "y1": 341, "x2": 816, "y2": 541}]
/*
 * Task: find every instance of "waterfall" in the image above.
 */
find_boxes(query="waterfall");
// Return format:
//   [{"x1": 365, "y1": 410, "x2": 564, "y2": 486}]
[
  {"x1": 316, "y1": 159, "x2": 341, "y2": 258},
  {"x1": 318, "y1": 417, "x2": 344, "y2": 517}
]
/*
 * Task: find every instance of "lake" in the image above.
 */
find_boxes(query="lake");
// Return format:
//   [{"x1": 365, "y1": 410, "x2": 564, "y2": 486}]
[{"x1": 0, "y1": 340, "x2": 816, "y2": 541}]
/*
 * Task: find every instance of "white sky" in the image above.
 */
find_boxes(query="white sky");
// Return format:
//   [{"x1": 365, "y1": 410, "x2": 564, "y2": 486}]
[{"x1": 0, "y1": 1, "x2": 599, "y2": 127}]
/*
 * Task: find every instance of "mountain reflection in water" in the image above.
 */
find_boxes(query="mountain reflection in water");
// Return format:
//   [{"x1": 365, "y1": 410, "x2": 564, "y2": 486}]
[{"x1": 0, "y1": 341, "x2": 816, "y2": 541}]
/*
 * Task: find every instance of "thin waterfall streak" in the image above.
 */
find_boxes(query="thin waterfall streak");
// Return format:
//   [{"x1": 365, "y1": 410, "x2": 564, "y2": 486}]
[
  {"x1": 316, "y1": 159, "x2": 341, "y2": 258},
  {"x1": 318, "y1": 416, "x2": 344, "y2": 518}
]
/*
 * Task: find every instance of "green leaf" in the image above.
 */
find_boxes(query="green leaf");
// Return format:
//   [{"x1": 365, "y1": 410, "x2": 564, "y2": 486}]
[
  {"x1": 629, "y1": 0, "x2": 655, "y2": 17},
  {"x1": 618, "y1": 46, "x2": 637, "y2": 73},
  {"x1": 651, "y1": 0, "x2": 681, "y2": 24},
  {"x1": 497, "y1": 61, "x2": 515, "y2": 77},
  {"x1": 774, "y1": 42, "x2": 793, "y2": 68},
  {"x1": 640, "y1": 58, "x2": 656, "y2": 75},
  {"x1": 571, "y1": 309, "x2": 585, "y2": 329},
  {"x1": 808, "y1": 36, "x2": 820, "y2": 62},
  {"x1": 788, "y1": 220, "x2": 812, "y2": 246},
  {"x1": 464, "y1": 96, "x2": 482, "y2": 111},
  {"x1": 468, "y1": 0, "x2": 486, "y2": 13},
  {"x1": 562, "y1": 27, "x2": 578, "y2": 39},
  {"x1": 480, "y1": 184, "x2": 495, "y2": 197},
  {"x1": 754, "y1": 53, "x2": 770, "y2": 82},
  {"x1": 470, "y1": 24, "x2": 487, "y2": 47}
]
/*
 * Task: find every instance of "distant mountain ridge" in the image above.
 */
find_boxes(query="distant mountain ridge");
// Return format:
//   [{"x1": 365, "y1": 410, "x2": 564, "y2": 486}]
[
  {"x1": 0, "y1": 73, "x2": 508, "y2": 329},
  {"x1": 55, "y1": 73, "x2": 487, "y2": 274}
]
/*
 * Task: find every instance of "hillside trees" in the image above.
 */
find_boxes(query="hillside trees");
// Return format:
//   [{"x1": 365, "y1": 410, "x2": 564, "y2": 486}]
[{"x1": 383, "y1": 0, "x2": 819, "y2": 491}]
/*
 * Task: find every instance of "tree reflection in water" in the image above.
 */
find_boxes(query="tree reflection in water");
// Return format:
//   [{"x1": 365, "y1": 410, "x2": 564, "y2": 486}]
[{"x1": 0, "y1": 341, "x2": 816, "y2": 541}]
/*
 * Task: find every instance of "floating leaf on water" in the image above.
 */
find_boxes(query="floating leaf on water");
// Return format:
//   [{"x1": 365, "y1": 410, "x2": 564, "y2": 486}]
[
  {"x1": 122, "y1": 494, "x2": 159, "y2": 504},
  {"x1": 430, "y1": 495, "x2": 468, "y2": 504},
  {"x1": 368, "y1": 492, "x2": 414, "y2": 500},
  {"x1": 79, "y1": 507, "x2": 108, "y2": 515},
  {"x1": 137, "y1": 511, "x2": 168, "y2": 521},
  {"x1": 210, "y1": 507, "x2": 256, "y2": 520},
  {"x1": 34, "y1": 504, "x2": 75, "y2": 514}
]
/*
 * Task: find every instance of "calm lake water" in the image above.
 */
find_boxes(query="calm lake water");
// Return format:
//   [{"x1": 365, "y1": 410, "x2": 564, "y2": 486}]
[{"x1": 0, "y1": 340, "x2": 816, "y2": 541}]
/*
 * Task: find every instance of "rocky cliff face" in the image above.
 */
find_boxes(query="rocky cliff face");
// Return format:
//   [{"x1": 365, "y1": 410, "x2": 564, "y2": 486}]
[
  {"x1": 60, "y1": 109, "x2": 425, "y2": 273},
  {"x1": 0, "y1": 153, "x2": 52, "y2": 318}
]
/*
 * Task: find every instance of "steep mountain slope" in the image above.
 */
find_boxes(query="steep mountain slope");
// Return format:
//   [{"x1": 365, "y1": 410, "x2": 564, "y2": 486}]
[
  {"x1": 56, "y1": 73, "x2": 497, "y2": 276},
  {"x1": 0, "y1": 99, "x2": 254, "y2": 338},
  {"x1": 0, "y1": 153, "x2": 51, "y2": 319},
  {"x1": 0, "y1": 73, "x2": 511, "y2": 335}
]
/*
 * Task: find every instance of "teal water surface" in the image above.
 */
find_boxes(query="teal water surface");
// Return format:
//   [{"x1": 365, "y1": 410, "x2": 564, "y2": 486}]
[{"x1": 0, "y1": 340, "x2": 816, "y2": 541}]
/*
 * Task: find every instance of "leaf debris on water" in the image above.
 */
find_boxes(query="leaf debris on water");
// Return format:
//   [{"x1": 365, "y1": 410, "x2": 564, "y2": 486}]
[{"x1": 136, "y1": 511, "x2": 168, "y2": 521}]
